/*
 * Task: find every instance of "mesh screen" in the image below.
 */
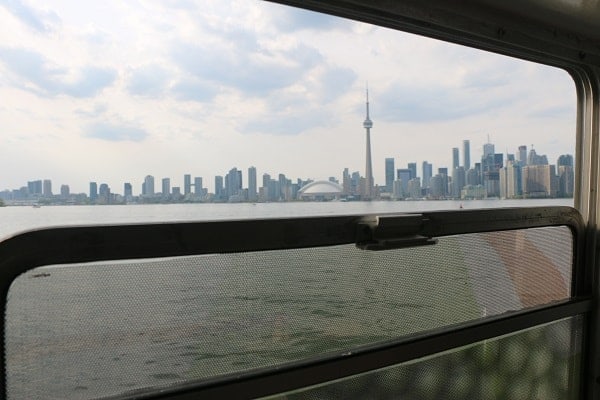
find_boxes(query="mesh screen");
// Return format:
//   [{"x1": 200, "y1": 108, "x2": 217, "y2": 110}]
[
  {"x1": 5, "y1": 226, "x2": 573, "y2": 399},
  {"x1": 264, "y1": 316, "x2": 583, "y2": 400}
]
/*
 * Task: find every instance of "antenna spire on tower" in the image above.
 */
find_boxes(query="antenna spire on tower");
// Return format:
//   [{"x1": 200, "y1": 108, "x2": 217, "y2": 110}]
[{"x1": 362, "y1": 84, "x2": 374, "y2": 200}]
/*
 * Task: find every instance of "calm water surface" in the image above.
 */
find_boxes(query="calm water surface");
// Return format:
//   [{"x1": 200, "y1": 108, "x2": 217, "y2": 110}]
[{"x1": 0, "y1": 198, "x2": 572, "y2": 240}]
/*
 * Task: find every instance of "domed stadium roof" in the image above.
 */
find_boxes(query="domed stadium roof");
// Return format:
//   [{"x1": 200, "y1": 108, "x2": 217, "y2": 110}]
[{"x1": 298, "y1": 180, "x2": 343, "y2": 196}]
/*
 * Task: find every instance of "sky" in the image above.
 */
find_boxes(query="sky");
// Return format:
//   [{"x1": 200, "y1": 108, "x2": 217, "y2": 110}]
[{"x1": 0, "y1": 0, "x2": 576, "y2": 194}]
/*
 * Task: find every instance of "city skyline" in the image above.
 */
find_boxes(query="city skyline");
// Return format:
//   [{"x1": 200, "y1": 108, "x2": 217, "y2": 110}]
[
  {"x1": 0, "y1": 1, "x2": 576, "y2": 195},
  {"x1": 1, "y1": 139, "x2": 573, "y2": 202}
]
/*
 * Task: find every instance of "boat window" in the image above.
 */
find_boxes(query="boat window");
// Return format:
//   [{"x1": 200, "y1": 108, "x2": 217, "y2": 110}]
[
  {"x1": 4, "y1": 220, "x2": 578, "y2": 399},
  {"x1": 263, "y1": 316, "x2": 583, "y2": 400},
  {"x1": 0, "y1": 0, "x2": 576, "y2": 240}
]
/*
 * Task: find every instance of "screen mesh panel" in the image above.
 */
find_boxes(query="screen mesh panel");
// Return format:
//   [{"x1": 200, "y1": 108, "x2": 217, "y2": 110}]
[
  {"x1": 264, "y1": 316, "x2": 583, "y2": 400},
  {"x1": 5, "y1": 226, "x2": 573, "y2": 398}
]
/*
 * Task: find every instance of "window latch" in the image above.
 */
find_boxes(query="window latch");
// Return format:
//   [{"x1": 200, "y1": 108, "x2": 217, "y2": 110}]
[{"x1": 356, "y1": 214, "x2": 438, "y2": 250}]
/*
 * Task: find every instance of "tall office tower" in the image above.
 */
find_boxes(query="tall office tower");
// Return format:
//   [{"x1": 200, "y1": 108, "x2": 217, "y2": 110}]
[
  {"x1": 43, "y1": 179, "x2": 52, "y2": 196},
  {"x1": 28, "y1": 180, "x2": 42, "y2": 195},
  {"x1": 518, "y1": 145, "x2": 528, "y2": 165},
  {"x1": 438, "y1": 168, "x2": 449, "y2": 196},
  {"x1": 522, "y1": 165, "x2": 558, "y2": 198},
  {"x1": 144, "y1": 175, "x2": 155, "y2": 195},
  {"x1": 466, "y1": 168, "x2": 480, "y2": 186},
  {"x1": 528, "y1": 148, "x2": 548, "y2": 165},
  {"x1": 60, "y1": 185, "x2": 70, "y2": 197},
  {"x1": 262, "y1": 173, "x2": 271, "y2": 191},
  {"x1": 429, "y1": 175, "x2": 444, "y2": 198},
  {"x1": 342, "y1": 168, "x2": 351, "y2": 195},
  {"x1": 98, "y1": 183, "x2": 110, "y2": 202},
  {"x1": 463, "y1": 140, "x2": 471, "y2": 170},
  {"x1": 396, "y1": 168, "x2": 412, "y2": 197},
  {"x1": 452, "y1": 166, "x2": 466, "y2": 198},
  {"x1": 124, "y1": 182, "x2": 132, "y2": 198},
  {"x1": 90, "y1": 182, "x2": 98, "y2": 202},
  {"x1": 385, "y1": 158, "x2": 395, "y2": 193},
  {"x1": 248, "y1": 166, "x2": 257, "y2": 201},
  {"x1": 558, "y1": 165, "x2": 574, "y2": 197},
  {"x1": 422, "y1": 161, "x2": 432, "y2": 188},
  {"x1": 483, "y1": 141, "x2": 495, "y2": 158},
  {"x1": 162, "y1": 178, "x2": 171, "y2": 196},
  {"x1": 407, "y1": 178, "x2": 422, "y2": 199},
  {"x1": 363, "y1": 88, "x2": 374, "y2": 199},
  {"x1": 452, "y1": 148, "x2": 459, "y2": 170},
  {"x1": 194, "y1": 177, "x2": 203, "y2": 195},
  {"x1": 184, "y1": 174, "x2": 191, "y2": 195},
  {"x1": 557, "y1": 154, "x2": 574, "y2": 167},
  {"x1": 278, "y1": 173, "x2": 288, "y2": 200},
  {"x1": 225, "y1": 167, "x2": 242, "y2": 200},
  {"x1": 215, "y1": 176, "x2": 224, "y2": 200},
  {"x1": 407, "y1": 162, "x2": 417, "y2": 180}
]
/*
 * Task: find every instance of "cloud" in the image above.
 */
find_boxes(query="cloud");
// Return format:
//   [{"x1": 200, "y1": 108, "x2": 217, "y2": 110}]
[
  {"x1": 319, "y1": 66, "x2": 356, "y2": 103},
  {"x1": 527, "y1": 105, "x2": 574, "y2": 119},
  {"x1": 244, "y1": 106, "x2": 332, "y2": 135},
  {"x1": 271, "y1": 5, "x2": 348, "y2": 32},
  {"x1": 243, "y1": 87, "x2": 334, "y2": 135},
  {"x1": 0, "y1": 0, "x2": 60, "y2": 33},
  {"x1": 127, "y1": 64, "x2": 170, "y2": 97},
  {"x1": 171, "y1": 77, "x2": 218, "y2": 102},
  {"x1": 0, "y1": 47, "x2": 117, "y2": 97},
  {"x1": 171, "y1": 40, "x2": 322, "y2": 97},
  {"x1": 75, "y1": 103, "x2": 108, "y2": 118},
  {"x1": 86, "y1": 122, "x2": 148, "y2": 142},
  {"x1": 377, "y1": 82, "x2": 509, "y2": 123}
]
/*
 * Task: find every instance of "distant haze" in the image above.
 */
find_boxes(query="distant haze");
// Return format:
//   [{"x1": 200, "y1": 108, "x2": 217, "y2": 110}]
[{"x1": 0, "y1": 0, "x2": 575, "y2": 194}]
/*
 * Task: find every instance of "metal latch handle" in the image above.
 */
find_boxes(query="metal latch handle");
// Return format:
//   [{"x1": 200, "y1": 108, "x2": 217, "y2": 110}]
[{"x1": 356, "y1": 214, "x2": 438, "y2": 250}]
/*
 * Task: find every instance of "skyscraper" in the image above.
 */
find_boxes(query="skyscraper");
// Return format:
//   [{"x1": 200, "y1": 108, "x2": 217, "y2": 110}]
[
  {"x1": 162, "y1": 178, "x2": 171, "y2": 196},
  {"x1": 385, "y1": 158, "x2": 395, "y2": 193},
  {"x1": 28, "y1": 180, "x2": 42, "y2": 195},
  {"x1": 90, "y1": 182, "x2": 98, "y2": 202},
  {"x1": 143, "y1": 175, "x2": 155, "y2": 196},
  {"x1": 557, "y1": 154, "x2": 574, "y2": 167},
  {"x1": 124, "y1": 182, "x2": 132, "y2": 198},
  {"x1": 422, "y1": 161, "x2": 432, "y2": 188},
  {"x1": 438, "y1": 168, "x2": 449, "y2": 196},
  {"x1": 194, "y1": 177, "x2": 203, "y2": 195},
  {"x1": 518, "y1": 145, "x2": 527, "y2": 165},
  {"x1": 248, "y1": 166, "x2": 257, "y2": 201},
  {"x1": 184, "y1": 174, "x2": 191, "y2": 195},
  {"x1": 363, "y1": 88, "x2": 374, "y2": 199},
  {"x1": 60, "y1": 185, "x2": 70, "y2": 197},
  {"x1": 215, "y1": 176, "x2": 224, "y2": 201},
  {"x1": 43, "y1": 179, "x2": 52, "y2": 197},
  {"x1": 225, "y1": 167, "x2": 242, "y2": 200},
  {"x1": 483, "y1": 141, "x2": 495, "y2": 158},
  {"x1": 407, "y1": 162, "x2": 417, "y2": 180},
  {"x1": 396, "y1": 168, "x2": 411, "y2": 197},
  {"x1": 463, "y1": 140, "x2": 471, "y2": 170},
  {"x1": 452, "y1": 148, "x2": 459, "y2": 170}
]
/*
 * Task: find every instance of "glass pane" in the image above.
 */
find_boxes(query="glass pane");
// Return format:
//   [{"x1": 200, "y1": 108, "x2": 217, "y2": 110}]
[
  {"x1": 265, "y1": 316, "x2": 583, "y2": 400},
  {"x1": 5, "y1": 225, "x2": 572, "y2": 398},
  {"x1": 0, "y1": 0, "x2": 576, "y2": 240}
]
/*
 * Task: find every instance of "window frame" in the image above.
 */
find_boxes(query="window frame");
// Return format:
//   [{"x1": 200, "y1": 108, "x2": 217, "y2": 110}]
[{"x1": 0, "y1": 207, "x2": 589, "y2": 399}]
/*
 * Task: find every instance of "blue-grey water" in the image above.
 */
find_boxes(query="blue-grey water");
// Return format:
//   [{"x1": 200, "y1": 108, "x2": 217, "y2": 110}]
[
  {"x1": 0, "y1": 198, "x2": 572, "y2": 240},
  {"x1": 1, "y1": 199, "x2": 574, "y2": 399}
]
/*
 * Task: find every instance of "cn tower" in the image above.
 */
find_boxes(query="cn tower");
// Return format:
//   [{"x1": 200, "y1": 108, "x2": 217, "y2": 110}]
[{"x1": 363, "y1": 87, "x2": 374, "y2": 199}]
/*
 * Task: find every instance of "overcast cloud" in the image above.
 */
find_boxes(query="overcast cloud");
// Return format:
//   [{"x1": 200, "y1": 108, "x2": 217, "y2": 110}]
[{"x1": 0, "y1": 0, "x2": 576, "y2": 194}]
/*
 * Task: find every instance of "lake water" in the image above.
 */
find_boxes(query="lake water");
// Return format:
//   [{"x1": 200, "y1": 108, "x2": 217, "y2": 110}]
[
  {"x1": 0, "y1": 198, "x2": 572, "y2": 240},
  {"x1": 1, "y1": 198, "x2": 575, "y2": 399}
]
